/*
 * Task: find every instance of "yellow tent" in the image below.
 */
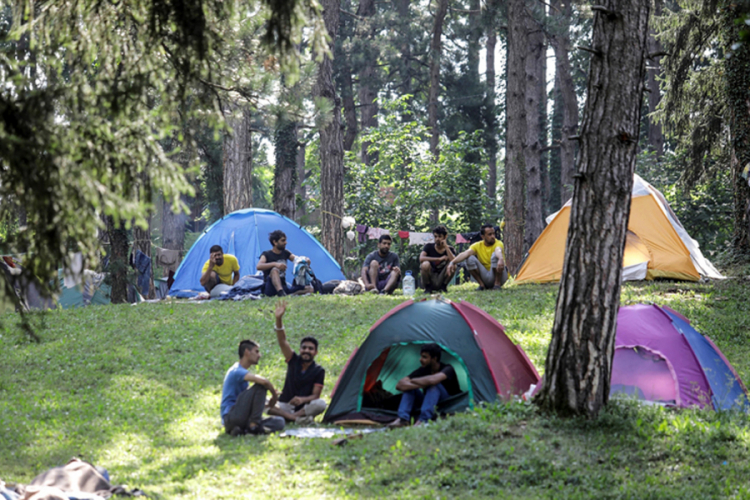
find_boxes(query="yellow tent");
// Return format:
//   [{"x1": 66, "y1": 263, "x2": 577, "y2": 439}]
[{"x1": 515, "y1": 175, "x2": 723, "y2": 284}]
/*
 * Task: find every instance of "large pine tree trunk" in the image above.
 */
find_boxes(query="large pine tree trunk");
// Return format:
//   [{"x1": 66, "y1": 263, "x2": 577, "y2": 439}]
[
  {"x1": 549, "y1": 0, "x2": 578, "y2": 205},
  {"x1": 296, "y1": 141, "x2": 307, "y2": 221},
  {"x1": 357, "y1": 0, "x2": 379, "y2": 165},
  {"x1": 646, "y1": 0, "x2": 664, "y2": 157},
  {"x1": 484, "y1": 7, "x2": 498, "y2": 202},
  {"x1": 105, "y1": 215, "x2": 129, "y2": 304},
  {"x1": 535, "y1": 0, "x2": 650, "y2": 418},
  {"x1": 504, "y1": 0, "x2": 528, "y2": 273},
  {"x1": 428, "y1": 0, "x2": 449, "y2": 157},
  {"x1": 273, "y1": 120, "x2": 298, "y2": 219},
  {"x1": 223, "y1": 107, "x2": 254, "y2": 213},
  {"x1": 549, "y1": 76, "x2": 563, "y2": 211},
  {"x1": 726, "y1": 5, "x2": 750, "y2": 256},
  {"x1": 339, "y1": 60, "x2": 358, "y2": 152},
  {"x1": 162, "y1": 197, "x2": 187, "y2": 258},
  {"x1": 315, "y1": 0, "x2": 345, "y2": 264}
]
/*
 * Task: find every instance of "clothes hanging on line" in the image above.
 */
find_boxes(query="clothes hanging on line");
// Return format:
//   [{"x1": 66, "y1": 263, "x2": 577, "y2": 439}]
[
  {"x1": 397, "y1": 231, "x2": 409, "y2": 239},
  {"x1": 356, "y1": 225, "x2": 369, "y2": 244},
  {"x1": 366, "y1": 227, "x2": 389, "y2": 240},
  {"x1": 408, "y1": 232, "x2": 434, "y2": 246}
]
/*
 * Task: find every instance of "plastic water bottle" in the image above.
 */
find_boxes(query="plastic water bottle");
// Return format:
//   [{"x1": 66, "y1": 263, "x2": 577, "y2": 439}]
[{"x1": 403, "y1": 271, "x2": 415, "y2": 296}]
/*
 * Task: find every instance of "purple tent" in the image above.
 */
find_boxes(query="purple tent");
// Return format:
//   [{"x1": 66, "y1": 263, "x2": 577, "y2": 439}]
[{"x1": 612, "y1": 304, "x2": 748, "y2": 411}]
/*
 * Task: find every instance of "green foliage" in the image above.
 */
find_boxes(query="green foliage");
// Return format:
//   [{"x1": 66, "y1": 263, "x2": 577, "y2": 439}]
[
  {"x1": 344, "y1": 97, "x2": 491, "y2": 235},
  {"x1": 2, "y1": 280, "x2": 750, "y2": 498}
]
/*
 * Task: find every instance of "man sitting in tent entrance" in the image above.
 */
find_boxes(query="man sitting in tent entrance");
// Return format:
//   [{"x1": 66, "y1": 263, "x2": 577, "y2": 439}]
[
  {"x1": 266, "y1": 300, "x2": 327, "y2": 424},
  {"x1": 220, "y1": 340, "x2": 286, "y2": 436},
  {"x1": 388, "y1": 344, "x2": 461, "y2": 427},
  {"x1": 447, "y1": 224, "x2": 507, "y2": 290},
  {"x1": 362, "y1": 234, "x2": 401, "y2": 294},
  {"x1": 200, "y1": 245, "x2": 240, "y2": 297},
  {"x1": 257, "y1": 230, "x2": 314, "y2": 297}
]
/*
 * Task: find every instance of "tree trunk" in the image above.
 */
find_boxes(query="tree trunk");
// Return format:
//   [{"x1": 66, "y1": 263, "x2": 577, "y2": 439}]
[
  {"x1": 535, "y1": 0, "x2": 650, "y2": 418},
  {"x1": 315, "y1": 0, "x2": 345, "y2": 264},
  {"x1": 428, "y1": 0, "x2": 449, "y2": 157},
  {"x1": 549, "y1": 76, "x2": 563, "y2": 211},
  {"x1": 105, "y1": 215, "x2": 129, "y2": 304},
  {"x1": 725, "y1": 5, "x2": 750, "y2": 256},
  {"x1": 485, "y1": 7, "x2": 498, "y2": 202},
  {"x1": 162, "y1": 197, "x2": 187, "y2": 258},
  {"x1": 396, "y1": 0, "x2": 413, "y2": 105},
  {"x1": 505, "y1": 0, "x2": 528, "y2": 273},
  {"x1": 339, "y1": 60, "x2": 359, "y2": 152},
  {"x1": 357, "y1": 0, "x2": 379, "y2": 165},
  {"x1": 274, "y1": 120, "x2": 298, "y2": 219},
  {"x1": 549, "y1": 0, "x2": 578, "y2": 206},
  {"x1": 646, "y1": 0, "x2": 664, "y2": 157},
  {"x1": 223, "y1": 107, "x2": 254, "y2": 214},
  {"x1": 296, "y1": 140, "x2": 307, "y2": 222}
]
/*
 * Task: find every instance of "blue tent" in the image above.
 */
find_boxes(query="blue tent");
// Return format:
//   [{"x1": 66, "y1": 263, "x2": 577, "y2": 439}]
[{"x1": 169, "y1": 209, "x2": 345, "y2": 295}]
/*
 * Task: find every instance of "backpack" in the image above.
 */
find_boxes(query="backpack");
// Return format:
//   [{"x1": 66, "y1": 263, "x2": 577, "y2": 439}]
[{"x1": 307, "y1": 267, "x2": 325, "y2": 294}]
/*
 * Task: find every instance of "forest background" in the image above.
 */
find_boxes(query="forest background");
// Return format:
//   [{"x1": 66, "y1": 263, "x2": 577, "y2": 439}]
[{"x1": 1, "y1": 0, "x2": 749, "y2": 298}]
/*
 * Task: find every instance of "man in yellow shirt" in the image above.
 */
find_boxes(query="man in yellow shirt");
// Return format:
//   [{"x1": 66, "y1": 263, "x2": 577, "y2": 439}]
[
  {"x1": 200, "y1": 245, "x2": 240, "y2": 297},
  {"x1": 447, "y1": 224, "x2": 507, "y2": 290}
]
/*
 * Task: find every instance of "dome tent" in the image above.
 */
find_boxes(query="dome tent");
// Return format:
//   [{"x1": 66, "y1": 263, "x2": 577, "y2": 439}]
[
  {"x1": 169, "y1": 209, "x2": 345, "y2": 295},
  {"x1": 323, "y1": 298, "x2": 540, "y2": 423},
  {"x1": 612, "y1": 304, "x2": 748, "y2": 411},
  {"x1": 516, "y1": 174, "x2": 723, "y2": 284}
]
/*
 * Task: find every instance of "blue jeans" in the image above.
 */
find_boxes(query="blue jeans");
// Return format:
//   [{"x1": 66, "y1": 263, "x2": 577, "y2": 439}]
[{"x1": 397, "y1": 384, "x2": 449, "y2": 423}]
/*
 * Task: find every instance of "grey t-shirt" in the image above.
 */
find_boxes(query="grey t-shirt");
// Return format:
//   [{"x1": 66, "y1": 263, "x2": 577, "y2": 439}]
[{"x1": 363, "y1": 251, "x2": 400, "y2": 279}]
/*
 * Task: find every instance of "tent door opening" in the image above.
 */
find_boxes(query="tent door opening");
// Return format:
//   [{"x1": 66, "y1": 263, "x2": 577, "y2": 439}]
[{"x1": 357, "y1": 342, "x2": 473, "y2": 417}]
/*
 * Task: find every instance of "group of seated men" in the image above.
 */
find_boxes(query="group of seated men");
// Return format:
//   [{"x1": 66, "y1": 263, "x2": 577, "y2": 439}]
[
  {"x1": 201, "y1": 223, "x2": 507, "y2": 297},
  {"x1": 220, "y1": 299, "x2": 462, "y2": 434},
  {"x1": 361, "y1": 224, "x2": 507, "y2": 294}
]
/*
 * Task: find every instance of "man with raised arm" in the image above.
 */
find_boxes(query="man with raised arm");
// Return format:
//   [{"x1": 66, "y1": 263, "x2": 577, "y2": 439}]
[
  {"x1": 388, "y1": 344, "x2": 461, "y2": 427},
  {"x1": 220, "y1": 340, "x2": 286, "y2": 436},
  {"x1": 200, "y1": 245, "x2": 240, "y2": 297},
  {"x1": 419, "y1": 225, "x2": 456, "y2": 293},
  {"x1": 257, "y1": 230, "x2": 313, "y2": 297},
  {"x1": 266, "y1": 300, "x2": 327, "y2": 424},
  {"x1": 361, "y1": 234, "x2": 401, "y2": 294},
  {"x1": 447, "y1": 224, "x2": 507, "y2": 290}
]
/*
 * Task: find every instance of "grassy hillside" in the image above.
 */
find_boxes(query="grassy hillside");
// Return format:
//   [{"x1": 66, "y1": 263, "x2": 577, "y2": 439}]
[{"x1": 1, "y1": 279, "x2": 750, "y2": 498}]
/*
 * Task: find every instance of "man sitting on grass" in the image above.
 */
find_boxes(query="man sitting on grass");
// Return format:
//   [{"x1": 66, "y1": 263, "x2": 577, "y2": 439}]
[
  {"x1": 221, "y1": 340, "x2": 286, "y2": 436},
  {"x1": 362, "y1": 234, "x2": 401, "y2": 294},
  {"x1": 447, "y1": 224, "x2": 507, "y2": 290},
  {"x1": 388, "y1": 344, "x2": 461, "y2": 428},
  {"x1": 419, "y1": 225, "x2": 456, "y2": 293},
  {"x1": 257, "y1": 230, "x2": 313, "y2": 297},
  {"x1": 200, "y1": 245, "x2": 240, "y2": 297},
  {"x1": 266, "y1": 300, "x2": 327, "y2": 425}
]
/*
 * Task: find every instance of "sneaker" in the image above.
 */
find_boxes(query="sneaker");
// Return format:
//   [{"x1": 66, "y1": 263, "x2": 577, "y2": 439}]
[
  {"x1": 229, "y1": 426, "x2": 245, "y2": 437},
  {"x1": 277, "y1": 289, "x2": 287, "y2": 297},
  {"x1": 492, "y1": 285, "x2": 503, "y2": 290},
  {"x1": 296, "y1": 415, "x2": 314, "y2": 426},
  {"x1": 423, "y1": 287, "x2": 433, "y2": 295},
  {"x1": 476, "y1": 286, "x2": 486, "y2": 291}
]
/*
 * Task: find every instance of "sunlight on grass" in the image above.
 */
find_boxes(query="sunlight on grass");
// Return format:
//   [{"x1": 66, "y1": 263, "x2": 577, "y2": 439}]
[{"x1": 2, "y1": 280, "x2": 750, "y2": 498}]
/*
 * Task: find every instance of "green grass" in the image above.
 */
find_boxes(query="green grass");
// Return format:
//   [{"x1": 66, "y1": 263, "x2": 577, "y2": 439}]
[{"x1": 2, "y1": 279, "x2": 750, "y2": 498}]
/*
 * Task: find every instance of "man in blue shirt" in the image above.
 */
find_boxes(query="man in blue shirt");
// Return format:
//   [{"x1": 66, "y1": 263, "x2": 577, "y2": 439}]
[{"x1": 221, "y1": 340, "x2": 286, "y2": 436}]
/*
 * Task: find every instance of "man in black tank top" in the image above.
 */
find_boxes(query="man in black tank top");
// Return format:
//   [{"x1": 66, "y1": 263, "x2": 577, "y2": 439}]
[
  {"x1": 257, "y1": 230, "x2": 314, "y2": 297},
  {"x1": 266, "y1": 300, "x2": 327, "y2": 424}
]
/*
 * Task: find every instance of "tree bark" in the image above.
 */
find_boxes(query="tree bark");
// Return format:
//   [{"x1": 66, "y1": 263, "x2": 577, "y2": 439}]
[
  {"x1": 162, "y1": 197, "x2": 187, "y2": 258},
  {"x1": 725, "y1": 5, "x2": 750, "y2": 256},
  {"x1": 505, "y1": 0, "x2": 528, "y2": 273},
  {"x1": 339, "y1": 60, "x2": 359, "y2": 152},
  {"x1": 428, "y1": 0, "x2": 449, "y2": 157},
  {"x1": 535, "y1": 0, "x2": 650, "y2": 418},
  {"x1": 646, "y1": 0, "x2": 664, "y2": 157},
  {"x1": 296, "y1": 140, "x2": 307, "y2": 222},
  {"x1": 357, "y1": 0, "x2": 379, "y2": 165},
  {"x1": 549, "y1": 76, "x2": 563, "y2": 211},
  {"x1": 273, "y1": 120, "x2": 298, "y2": 219},
  {"x1": 223, "y1": 107, "x2": 254, "y2": 214},
  {"x1": 105, "y1": 215, "x2": 129, "y2": 304},
  {"x1": 315, "y1": 0, "x2": 345, "y2": 264},
  {"x1": 484, "y1": 6, "x2": 498, "y2": 202},
  {"x1": 549, "y1": 0, "x2": 578, "y2": 206}
]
